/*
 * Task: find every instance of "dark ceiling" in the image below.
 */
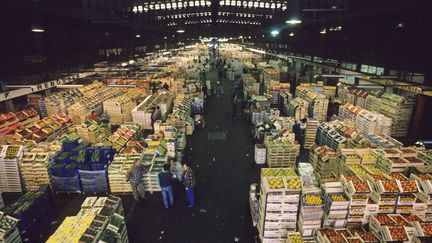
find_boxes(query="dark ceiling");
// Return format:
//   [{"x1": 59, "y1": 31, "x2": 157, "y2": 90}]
[{"x1": 1, "y1": 0, "x2": 432, "y2": 81}]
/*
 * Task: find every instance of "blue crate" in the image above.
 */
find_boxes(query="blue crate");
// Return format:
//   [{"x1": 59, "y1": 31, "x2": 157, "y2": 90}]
[
  {"x1": 62, "y1": 139, "x2": 79, "y2": 152},
  {"x1": 78, "y1": 169, "x2": 108, "y2": 193},
  {"x1": 49, "y1": 166, "x2": 78, "y2": 178},
  {"x1": 51, "y1": 175, "x2": 81, "y2": 193}
]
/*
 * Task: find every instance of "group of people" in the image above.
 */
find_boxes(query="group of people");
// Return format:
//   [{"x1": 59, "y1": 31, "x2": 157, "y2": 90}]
[
  {"x1": 151, "y1": 81, "x2": 170, "y2": 94},
  {"x1": 125, "y1": 158, "x2": 197, "y2": 209}
]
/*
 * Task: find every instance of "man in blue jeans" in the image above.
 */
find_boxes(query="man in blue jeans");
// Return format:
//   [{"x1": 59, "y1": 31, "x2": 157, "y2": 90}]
[
  {"x1": 182, "y1": 162, "x2": 196, "y2": 208},
  {"x1": 158, "y1": 164, "x2": 174, "y2": 209}
]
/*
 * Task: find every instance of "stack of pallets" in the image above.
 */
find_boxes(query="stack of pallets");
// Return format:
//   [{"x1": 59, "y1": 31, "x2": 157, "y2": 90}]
[{"x1": 304, "y1": 119, "x2": 319, "y2": 149}]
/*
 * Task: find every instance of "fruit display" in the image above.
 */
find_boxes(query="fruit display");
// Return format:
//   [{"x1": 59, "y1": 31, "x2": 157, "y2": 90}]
[
  {"x1": 348, "y1": 165, "x2": 368, "y2": 177},
  {"x1": 405, "y1": 156, "x2": 424, "y2": 165},
  {"x1": 4, "y1": 146, "x2": 21, "y2": 159},
  {"x1": 375, "y1": 214, "x2": 397, "y2": 226},
  {"x1": 304, "y1": 195, "x2": 323, "y2": 205},
  {"x1": 355, "y1": 231, "x2": 379, "y2": 242},
  {"x1": 286, "y1": 177, "x2": 302, "y2": 190},
  {"x1": 287, "y1": 233, "x2": 303, "y2": 243},
  {"x1": 261, "y1": 168, "x2": 297, "y2": 178},
  {"x1": 400, "y1": 180, "x2": 419, "y2": 193},
  {"x1": 352, "y1": 180, "x2": 371, "y2": 193},
  {"x1": 331, "y1": 194, "x2": 348, "y2": 202},
  {"x1": 403, "y1": 214, "x2": 424, "y2": 223},
  {"x1": 268, "y1": 177, "x2": 285, "y2": 189},
  {"x1": 389, "y1": 172, "x2": 408, "y2": 181},
  {"x1": 389, "y1": 215, "x2": 409, "y2": 226},
  {"x1": 362, "y1": 165, "x2": 384, "y2": 175},
  {"x1": 387, "y1": 226, "x2": 409, "y2": 241},
  {"x1": 417, "y1": 222, "x2": 432, "y2": 236},
  {"x1": 381, "y1": 180, "x2": 401, "y2": 193}
]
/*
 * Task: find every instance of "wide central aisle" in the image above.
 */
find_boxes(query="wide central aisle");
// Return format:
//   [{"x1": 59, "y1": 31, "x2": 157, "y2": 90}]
[{"x1": 126, "y1": 70, "x2": 260, "y2": 243}]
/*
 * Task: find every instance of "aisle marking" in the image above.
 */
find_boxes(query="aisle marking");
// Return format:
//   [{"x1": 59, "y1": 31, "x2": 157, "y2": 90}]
[{"x1": 207, "y1": 132, "x2": 227, "y2": 140}]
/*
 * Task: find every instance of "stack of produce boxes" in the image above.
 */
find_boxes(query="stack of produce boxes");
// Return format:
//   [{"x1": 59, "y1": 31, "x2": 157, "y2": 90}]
[
  {"x1": 0, "y1": 145, "x2": 24, "y2": 192},
  {"x1": 20, "y1": 142, "x2": 62, "y2": 190},
  {"x1": 76, "y1": 120, "x2": 111, "y2": 144},
  {"x1": 338, "y1": 103, "x2": 362, "y2": 128},
  {"x1": 303, "y1": 119, "x2": 318, "y2": 149},
  {"x1": 338, "y1": 150, "x2": 362, "y2": 175},
  {"x1": 101, "y1": 123, "x2": 142, "y2": 151},
  {"x1": 368, "y1": 173, "x2": 400, "y2": 215},
  {"x1": 258, "y1": 168, "x2": 301, "y2": 243},
  {"x1": 48, "y1": 196, "x2": 128, "y2": 243},
  {"x1": 391, "y1": 172, "x2": 421, "y2": 215},
  {"x1": 298, "y1": 187, "x2": 325, "y2": 240},
  {"x1": 309, "y1": 145, "x2": 338, "y2": 174},
  {"x1": 341, "y1": 173, "x2": 372, "y2": 227},
  {"x1": 411, "y1": 172, "x2": 432, "y2": 221},
  {"x1": 103, "y1": 92, "x2": 137, "y2": 125},
  {"x1": 0, "y1": 212, "x2": 21, "y2": 243},
  {"x1": 108, "y1": 153, "x2": 145, "y2": 193},
  {"x1": 287, "y1": 98, "x2": 308, "y2": 121},
  {"x1": 68, "y1": 87, "x2": 125, "y2": 125},
  {"x1": 264, "y1": 136, "x2": 300, "y2": 168},
  {"x1": 323, "y1": 193, "x2": 350, "y2": 229}
]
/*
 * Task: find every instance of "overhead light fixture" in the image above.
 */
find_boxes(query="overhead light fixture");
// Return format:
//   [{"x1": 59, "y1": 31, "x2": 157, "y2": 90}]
[
  {"x1": 286, "y1": 19, "x2": 302, "y2": 25},
  {"x1": 121, "y1": 62, "x2": 128, "y2": 67},
  {"x1": 129, "y1": 60, "x2": 135, "y2": 64},
  {"x1": 135, "y1": 34, "x2": 141, "y2": 38},
  {"x1": 164, "y1": 36, "x2": 168, "y2": 39},
  {"x1": 177, "y1": 29, "x2": 185, "y2": 33},
  {"x1": 397, "y1": 22, "x2": 404, "y2": 28},
  {"x1": 271, "y1": 30, "x2": 279, "y2": 37},
  {"x1": 320, "y1": 29, "x2": 327, "y2": 34},
  {"x1": 289, "y1": 32, "x2": 294, "y2": 37},
  {"x1": 31, "y1": 25, "x2": 45, "y2": 33}
]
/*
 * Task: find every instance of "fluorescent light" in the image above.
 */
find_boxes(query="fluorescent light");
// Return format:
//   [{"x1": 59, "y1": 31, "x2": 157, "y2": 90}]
[
  {"x1": 177, "y1": 29, "x2": 185, "y2": 33},
  {"x1": 286, "y1": 19, "x2": 302, "y2": 25},
  {"x1": 164, "y1": 36, "x2": 168, "y2": 39},
  {"x1": 320, "y1": 29, "x2": 326, "y2": 34},
  {"x1": 289, "y1": 32, "x2": 294, "y2": 37},
  {"x1": 271, "y1": 30, "x2": 279, "y2": 36},
  {"x1": 121, "y1": 62, "x2": 128, "y2": 67},
  {"x1": 136, "y1": 34, "x2": 141, "y2": 38},
  {"x1": 129, "y1": 60, "x2": 135, "y2": 64},
  {"x1": 31, "y1": 27, "x2": 45, "y2": 33}
]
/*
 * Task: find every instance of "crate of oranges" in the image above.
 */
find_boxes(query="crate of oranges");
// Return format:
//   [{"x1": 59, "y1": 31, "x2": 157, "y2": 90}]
[
  {"x1": 374, "y1": 179, "x2": 402, "y2": 194},
  {"x1": 413, "y1": 222, "x2": 432, "y2": 237},
  {"x1": 381, "y1": 226, "x2": 410, "y2": 242},
  {"x1": 325, "y1": 193, "x2": 350, "y2": 209},
  {"x1": 399, "y1": 179, "x2": 420, "y2": 193},
  {"x1": 344, "y1": 179, "x2": 372, "y2": 196}
]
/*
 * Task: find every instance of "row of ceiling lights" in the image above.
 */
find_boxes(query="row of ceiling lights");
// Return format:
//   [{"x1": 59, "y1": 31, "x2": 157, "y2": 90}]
[
  {"x1": 185, "y1": 19, "x2": 212, "y2": 25},
  {"x1": 218, "y1": 12, "x2": 272, "y2": 19},
  {"x1": 220, "y1": 0, "x2": 287, "y2": 11},
  {"x1": 132, "y1": 0, "x2": 211, "y2": 13},
  {"x1": 156, "y1": 12, "x2": 211, "y2": 20},
  {"x1": 216, "y1": 19, "x2": 262, "y2": 25}
]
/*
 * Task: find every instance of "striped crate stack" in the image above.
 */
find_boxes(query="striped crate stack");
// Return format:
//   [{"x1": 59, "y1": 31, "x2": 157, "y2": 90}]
[
  {"x1": 264, "y1": 137, "x2": 300, "y2": 168},
  {"x1": 0, "y1": 145, "x2": 24, "y2": 193},
  {"x1": 20, "y1": 143, "x2": 62, "y2": 191},
  {"x1": 365, "y1": 91, "x2": 415, "y2": 138},
  {"x1": 355, "y1": 110, "x2": 392, "y2": 136},
  {"x1": 258, "y1": 169, "x2": 302, "y2": 243},
  {"x1": 338, "y1": 103, "x2": 362, "y2": 128},
  {"x1": 103, "y1": 95, "x2": 136, "y2": 125},
  {"x1": 304, "y1": 119, "x2": 319, "y2": 149}
]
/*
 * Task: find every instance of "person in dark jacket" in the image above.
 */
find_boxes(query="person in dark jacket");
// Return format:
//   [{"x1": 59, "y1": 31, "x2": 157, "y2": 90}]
[
  {"x1": 182, "y1": 162, "x2": 196, "y2": 208},
  {"x1": 158, "y1": 163, "x2": 174, "y2": 209}
]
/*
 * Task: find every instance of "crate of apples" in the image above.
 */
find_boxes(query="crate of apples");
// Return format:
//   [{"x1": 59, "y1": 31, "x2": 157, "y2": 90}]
[
  {"x1": 375, "y1": 214, "x2": 397, "y2": 226},
  {"x1": 285, "y1": 177, "x2": 302, "y2": 190},
  {"x1": 351, "y1": 180, "x2": 371, "y2": 194},
  {"x1": 385, "y1": 226, "x2": 409, "y2": 241},
  {"x1": 354, "y1": 231, "x2": 379, "y2": 243},
  {"x1": 400, "y1": 180, "x2": 419, "y2": 193},
  {"x1": 389, "y1": 172, "x2": 408, "y2": 181},
  {"x1": 267, "y1": 177, "x2": 285, "y2": 189},
  {"x1": 390, "y1": 215, "x2": 409, "y2": 227},
  {"x1": 380, "y1": 180, "x2": 401, "y2": 193},
  {"x1": 418, "y1": 222, "x2": 432, "y2": 236}
]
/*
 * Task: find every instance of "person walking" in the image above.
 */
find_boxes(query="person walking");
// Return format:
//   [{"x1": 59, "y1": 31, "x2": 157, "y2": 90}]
[
  {"x1": 101, "y1": 112, "x2": 110, "y2": 124},
  {"x1": 158, "y1": 164, "x2": 174, "y2": 209},
  {"x1": 182, "y1": 162, "x2": 196, "y2": 208},
  {"x1": 126, "y1": 159, "x2": 147, "y2": 201}
]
